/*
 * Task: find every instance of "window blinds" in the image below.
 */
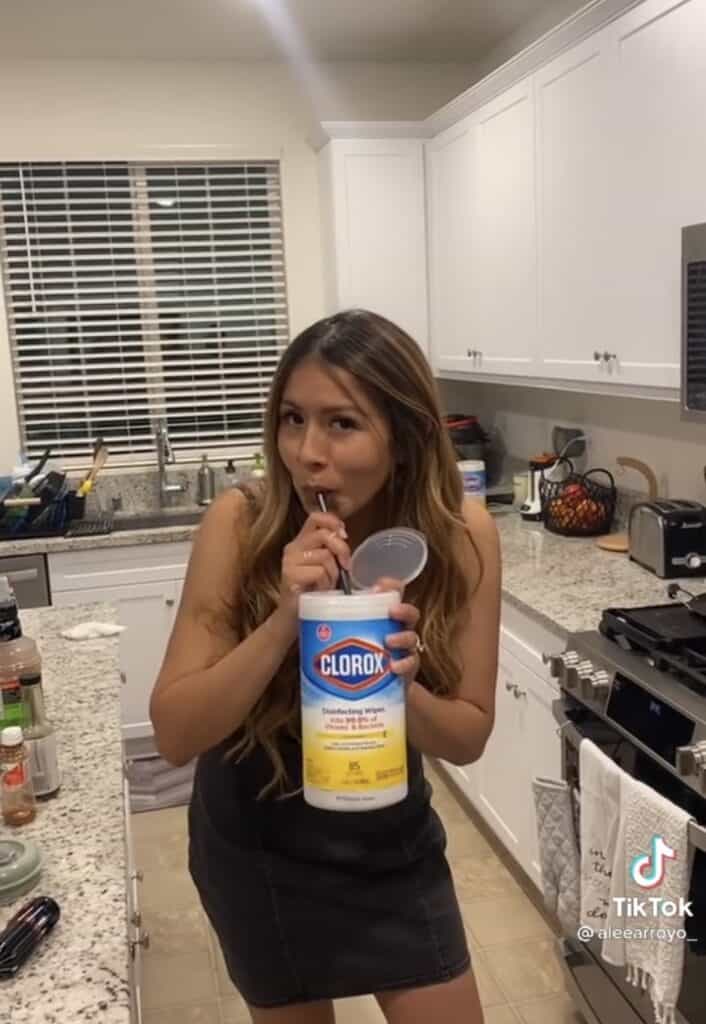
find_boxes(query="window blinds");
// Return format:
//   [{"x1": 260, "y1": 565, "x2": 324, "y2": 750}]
[{"x1": 0, "y1": 161, "x2": 289, "y2": 463}]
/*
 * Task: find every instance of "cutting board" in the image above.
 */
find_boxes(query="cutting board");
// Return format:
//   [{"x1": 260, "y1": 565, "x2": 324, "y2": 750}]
[{"x1": 595, "y1": 456, "x2": 658, "y2": 554}]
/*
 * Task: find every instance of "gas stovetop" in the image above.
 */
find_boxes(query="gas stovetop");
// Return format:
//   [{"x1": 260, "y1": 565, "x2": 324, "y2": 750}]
[
  {"x1": 548, "y1": 601, "x2": 706, "y2": 797},
  {"x1": 600, "y1": 602, "x2": 706, "y2": 696}
]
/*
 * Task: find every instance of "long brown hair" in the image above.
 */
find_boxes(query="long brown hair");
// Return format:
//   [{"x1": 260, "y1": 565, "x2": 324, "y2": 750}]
[{"x1": 230, "y1": 309, "x2": 476, "y2": 795}]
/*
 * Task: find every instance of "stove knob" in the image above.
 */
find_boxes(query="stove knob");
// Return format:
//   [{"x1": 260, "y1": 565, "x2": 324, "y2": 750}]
[
  {"x1": 588, "y1": 669, "x2": 611, "y2": 697},
  {"x1": 687, "y1": 553, "x2": 703, "y2": 570},
  {"x1": 542, "y1": 650, "x2": 578, "y2": 680},
  {"x1": 677, "y1": 746, "x2": 696, "y2": 775},
  {"x1": 676, "y1": 741, "x2": 706, "y2": 776}
]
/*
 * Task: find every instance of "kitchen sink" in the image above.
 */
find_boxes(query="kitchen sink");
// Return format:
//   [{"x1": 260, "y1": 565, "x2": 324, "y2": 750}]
[{"x1": 111, "y1": 509, "x2": 204, "y2": 532}]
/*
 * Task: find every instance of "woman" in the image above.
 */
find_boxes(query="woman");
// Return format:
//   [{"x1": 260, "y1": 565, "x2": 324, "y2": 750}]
[{"x1": 150, "y1": 309, "x2": 501, "y2": 1024}]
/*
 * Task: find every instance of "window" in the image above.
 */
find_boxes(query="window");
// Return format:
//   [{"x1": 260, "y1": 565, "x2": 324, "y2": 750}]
[{"x1": 0, "y1": 161, "x2": 289, "y2": 464}]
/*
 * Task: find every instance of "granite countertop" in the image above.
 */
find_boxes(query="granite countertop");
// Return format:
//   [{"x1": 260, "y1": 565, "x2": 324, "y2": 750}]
[
  {"x1": 0, "y1": 522, "x2": 196, "y2": 556},
  {"x1": 3, "y1": 505, "x2": 705, "y2": 642},
  {"x1": 495, "y1": 511, "x2": 706, "y2": 635},
  {"x1": 0, "y1": 602, "x2": 129, "y2": 1024}
]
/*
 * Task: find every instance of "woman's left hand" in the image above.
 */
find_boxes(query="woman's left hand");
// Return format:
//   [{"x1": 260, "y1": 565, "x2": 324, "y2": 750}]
[{"x1": 373, "y1": 577, "x2": 422, "y2": 688}]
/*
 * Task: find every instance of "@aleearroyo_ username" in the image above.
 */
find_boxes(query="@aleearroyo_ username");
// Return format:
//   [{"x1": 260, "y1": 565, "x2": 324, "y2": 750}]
[{"x1": 577, "y1": 925, "x2": 688, "y2": 943}]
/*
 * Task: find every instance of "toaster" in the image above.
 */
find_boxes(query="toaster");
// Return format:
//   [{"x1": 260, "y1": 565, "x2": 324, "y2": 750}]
[{"x1": 628, "y1": 499, "x2": 706, "y2": 578}]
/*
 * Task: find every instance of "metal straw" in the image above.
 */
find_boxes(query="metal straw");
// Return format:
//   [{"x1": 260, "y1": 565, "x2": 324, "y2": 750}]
[{"x1": 316, "y1": 491, "x2": 352, "y2": 594}]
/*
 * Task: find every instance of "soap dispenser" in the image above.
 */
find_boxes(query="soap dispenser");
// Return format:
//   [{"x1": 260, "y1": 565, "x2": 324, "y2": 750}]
[{"x1": 197, "y1": 454, "x2": 215, "y2": 506}]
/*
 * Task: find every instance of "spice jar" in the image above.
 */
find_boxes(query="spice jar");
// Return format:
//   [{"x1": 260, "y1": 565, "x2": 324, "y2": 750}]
[{"x1": 0, "y1": 726, "x2": 37, "y2": 827}]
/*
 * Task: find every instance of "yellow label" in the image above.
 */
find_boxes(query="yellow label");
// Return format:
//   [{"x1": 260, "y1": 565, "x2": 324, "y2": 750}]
[{"x1": 303, "y1": 724, "x2": 407, "y2": 793}]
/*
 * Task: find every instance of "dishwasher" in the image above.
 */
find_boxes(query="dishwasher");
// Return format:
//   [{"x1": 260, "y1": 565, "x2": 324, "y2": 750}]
[{"x1": 0, "y1": 554, "x2": 51, "y2": 608}]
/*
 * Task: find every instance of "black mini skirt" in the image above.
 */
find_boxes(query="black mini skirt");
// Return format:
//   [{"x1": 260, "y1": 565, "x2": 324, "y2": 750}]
[{"x1": 187, "y1": 774, "x2": 470, "y2": 1008}]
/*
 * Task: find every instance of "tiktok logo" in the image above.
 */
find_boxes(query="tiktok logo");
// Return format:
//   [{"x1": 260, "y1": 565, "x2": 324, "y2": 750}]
[{"x1": 629, "y1": 835, "x2": 676, "y2": 889}]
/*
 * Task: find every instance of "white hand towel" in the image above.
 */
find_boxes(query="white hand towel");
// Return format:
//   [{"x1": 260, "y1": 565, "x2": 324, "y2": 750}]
[
  {"x1": 602, "y1": 771, "x2": 692, "y2": 1024},
  {"x1": 579, "y1": 739, "x2": 622, "y2": 929},
  {"x1": 60, "y1": 621, "x2": 125, "y2": 640},
  {"x1": 532, "y1": 776, "x2": 581, "y2": 935}
]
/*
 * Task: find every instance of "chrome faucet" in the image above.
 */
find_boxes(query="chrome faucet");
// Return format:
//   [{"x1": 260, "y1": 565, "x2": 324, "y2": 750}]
[{"x1": 154, "y1": 419, "x2": 187, "y2": 502}]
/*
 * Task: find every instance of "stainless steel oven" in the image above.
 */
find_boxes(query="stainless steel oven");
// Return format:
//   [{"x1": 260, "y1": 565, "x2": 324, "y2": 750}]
[{"x1": 553, "y1": 696, "x2": 706, "y2": 1024}]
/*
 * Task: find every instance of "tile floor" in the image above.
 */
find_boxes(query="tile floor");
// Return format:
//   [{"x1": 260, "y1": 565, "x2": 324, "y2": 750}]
[{"x1": 132, "y1": 760, "x2": 585, "y2": 1024}]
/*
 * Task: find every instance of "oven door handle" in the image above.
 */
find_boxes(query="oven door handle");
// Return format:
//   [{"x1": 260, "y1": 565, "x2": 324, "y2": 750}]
[{"x1": 552, "y1": 700, "x2": 706, "y2": 856}]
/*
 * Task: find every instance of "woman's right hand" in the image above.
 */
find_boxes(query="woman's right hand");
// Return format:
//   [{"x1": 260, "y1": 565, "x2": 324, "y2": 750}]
[{"x1": 278, "y1": 512, "x2": 352, "y2": 620}]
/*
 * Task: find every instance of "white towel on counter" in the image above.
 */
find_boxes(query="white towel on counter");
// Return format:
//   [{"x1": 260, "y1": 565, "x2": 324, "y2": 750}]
[
  {"x1": 579, "y1": 739, "x2": 622, "y2": 930},
  {"x1": 60, "y1": 621, "x2": 125, "y2": 640},
  {"x1": 602, "y1": 771, "x2": 693, "y2": 1024},
  {"x1": 532, "y1": 776, "x2": 581, "y2": 935}
]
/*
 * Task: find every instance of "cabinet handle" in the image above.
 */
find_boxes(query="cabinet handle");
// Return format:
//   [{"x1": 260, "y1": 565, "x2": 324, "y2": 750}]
[
  {"x1": 131, "y1": 870, "x2": 144, "y2": 882},
  {"x1": 505, "y1": 679, "x2": 515, "y2": 692},
  {"x1": 512, "y1": 686, "x2": 527, "y2": 699},
  {"x1": 120, "y1": 671, "x2": 126, "y2": 685},
  {"x1": 131, "y1": 910, "x2": 142, "y2": 927},
  {"x1": 165, "y1": 598, "x2": 175, "y2": 607},
  {"x1": 129, "y1": 931, "x2": 150, "y2": 958},
  {"x1": 593, "y1": 351, "x2": 602, "y2": 362}
]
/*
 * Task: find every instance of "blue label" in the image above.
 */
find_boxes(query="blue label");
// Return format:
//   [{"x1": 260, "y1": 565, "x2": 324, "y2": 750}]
[{"x1": 300, "y1": 617, "x2": 398, "y2": 701}]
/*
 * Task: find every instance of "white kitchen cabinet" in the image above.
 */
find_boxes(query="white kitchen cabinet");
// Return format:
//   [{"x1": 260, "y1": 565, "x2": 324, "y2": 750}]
[
  {"x1": 426, "y1": 116, "x2": 475, "y2": 371},
  {"x1": 49, "y1": 543, "x2": 190, "y2": 742},
  {"x1": 466, "y1": 78, "x2": 539, "y2": 378},
  {"x1": 319, "y1": 138, "x2": 429, "y2": 353},
  {"x1": 605, "y1": 0, "x2": 706, "y2": 389},
  {"x1": 124, "y1": 771, "x2": 146, "y2": 1024},
  {"x1": 435, "y1": 607, "x2": 563, "y2": 890},
  {"x1": 517, "y1": 657, "x2": 563, "y2": 889},
  {"x1": 535, "y1": 28, "x2": 620, "y2": 384},
  {"x1": 474, "y1": 655, "x2": 526, "y2": 864},
  {"x1": 53, "y1": 578, "x2": 180, "y2": 741}
]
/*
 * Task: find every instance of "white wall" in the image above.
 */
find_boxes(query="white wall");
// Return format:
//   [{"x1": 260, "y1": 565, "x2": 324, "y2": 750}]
[
  {"x1": 439, "y1": 379, "x2": 706, "y2": 502},
  {"x1": 0, "y1": 57, "x2": 473, "y2": 469}
]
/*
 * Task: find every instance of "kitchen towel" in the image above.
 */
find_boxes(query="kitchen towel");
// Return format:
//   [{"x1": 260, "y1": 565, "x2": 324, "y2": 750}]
[
  {"x1": 579, "y1": 738, "x2": 622, "y2": 930},
  {"x1": 532, "y1": 776, "x2": 581, "y2": 934},
  {"x1": 60, "y1": 621, "x2": 125, "y2": 640},
  {"x1": 602, "y1": 771, "x2": 692, "y2": 1024}
]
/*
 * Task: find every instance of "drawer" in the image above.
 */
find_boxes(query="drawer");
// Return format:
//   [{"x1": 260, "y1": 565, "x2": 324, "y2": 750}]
[
  {"x1": 49, "y1": 541, "x2": 191, "y2": 592},
  {"x1": 0, "y1": 553, "x2": 50, "y2": 608},
  {"x1": 501, "y1": 598, "x2": 567, "y2": 691}
]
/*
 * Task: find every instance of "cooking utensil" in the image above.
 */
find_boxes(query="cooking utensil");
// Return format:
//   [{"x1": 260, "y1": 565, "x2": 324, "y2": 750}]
[
  {"x1": 78, "y1": 441, "x2": 108, "y2": 497},
  {"x1": 595, "y1": 456, "x2": 659, "y2": 553}
]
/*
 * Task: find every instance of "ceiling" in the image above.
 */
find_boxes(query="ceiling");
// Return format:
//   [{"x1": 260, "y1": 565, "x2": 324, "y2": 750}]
[{"x1": 0, "y1": 0, "x2": 569, "y2": 62}]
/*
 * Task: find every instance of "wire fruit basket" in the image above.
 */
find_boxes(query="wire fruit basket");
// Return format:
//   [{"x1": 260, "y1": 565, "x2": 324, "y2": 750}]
[{"x1": 539, "y1": 458, "x2": 616, "y2": 537}]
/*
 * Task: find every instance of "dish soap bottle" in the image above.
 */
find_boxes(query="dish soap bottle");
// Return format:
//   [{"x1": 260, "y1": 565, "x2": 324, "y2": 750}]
[
  {"x1": 197, "y1": 454, "x2": 215, "y2": 506},
  {"x1": 0, "y1": 577, "x2": 41, "y2": 734},
  {"x1": 21, "y1": 673, "x2": 60, "y2": 798},
  {"x1": 0, "y1": 727, "x2": 37, "y2": 827},
  {"x1": 252, "y1": 452, "x2": 265, "y2": 480}
]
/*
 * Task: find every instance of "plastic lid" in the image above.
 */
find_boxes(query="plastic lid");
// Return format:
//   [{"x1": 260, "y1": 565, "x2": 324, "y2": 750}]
[
  {"x1": 1, "y1": 726, "x2": 23, "y2": 746},
  {"x1": 350, "y1": 528, "x2": 428, "y2": 590},
  {"x1": 0, "y1": 838, "x2": 42, "y2": 904}
]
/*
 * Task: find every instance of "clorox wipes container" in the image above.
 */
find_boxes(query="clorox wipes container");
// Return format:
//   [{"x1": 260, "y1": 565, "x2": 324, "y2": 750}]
[{"x1": 299, "y1": 527, "x2": 427, "y2": 812}]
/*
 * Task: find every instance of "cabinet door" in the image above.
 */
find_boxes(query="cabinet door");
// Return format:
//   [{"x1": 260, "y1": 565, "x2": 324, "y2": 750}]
[
  {"x1": 117, "y1": 580, "x2": 178, "y2": 741},
  {"x1": 53, "y1": 580, "x2": 178, "y2": 741},
  {"x1": 607, "y1": 0, "x2": 706, "y2": 388},
  {"x1": 426, "y1": 116, "x2": 475, "y2": 370},
  {"x1": 320, "y1": 139, "x2": 429, "y2": 352},
  {"x1": 514, "y1": 658, "x2": 562, "y2": 890},
  {"x1": 475, "y1": 656, "x2": 525, "y2": 862},
  {"x1": 535, "y1": 29, "x2": 619, "y2": 383},
  {"x1": 467, "y1": 78, "x2": 538, "y2": 377},
  {"x1": 124, "y1": 772, "x2": 144, "y2": 1024}
]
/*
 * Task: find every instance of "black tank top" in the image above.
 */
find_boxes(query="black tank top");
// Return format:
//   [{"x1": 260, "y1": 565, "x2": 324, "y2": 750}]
[{"x1": 194, "y1": 728, "x2": 445, "y2": 871}]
